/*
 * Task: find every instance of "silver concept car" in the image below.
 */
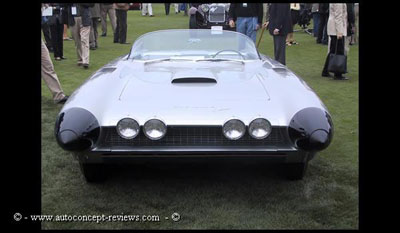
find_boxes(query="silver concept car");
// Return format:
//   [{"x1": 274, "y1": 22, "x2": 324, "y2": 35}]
[{"x1": 55, "y1": 29, "x2": 333, "y2": 182}]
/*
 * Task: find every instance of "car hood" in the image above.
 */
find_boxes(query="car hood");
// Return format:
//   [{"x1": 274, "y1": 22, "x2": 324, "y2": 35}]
[
  {"x1": 63, "y1": 59, "x2": 327, "y2": 127},
  {"x1": 114, "y1": 61, "x2": 272, "y2": 125}
]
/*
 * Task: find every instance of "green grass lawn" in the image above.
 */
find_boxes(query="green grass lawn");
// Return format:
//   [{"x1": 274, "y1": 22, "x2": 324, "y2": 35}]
[{"x1": 41, "y1": 4, "x2": 358, "y2": 229}]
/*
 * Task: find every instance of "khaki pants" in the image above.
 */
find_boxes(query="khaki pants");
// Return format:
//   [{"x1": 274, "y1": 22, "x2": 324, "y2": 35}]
[
  {"x1": 41, "y1": 39, "x2": 65, "y2": 102},
  {"x1": 100, "y1": 4, "x2": 116, "y2": 34},
  {"x1": 71, "y1": 17, "x2": 90, "y2": 65}
]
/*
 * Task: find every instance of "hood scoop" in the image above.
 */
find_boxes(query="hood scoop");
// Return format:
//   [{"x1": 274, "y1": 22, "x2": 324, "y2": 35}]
[
  {"x1": 171, "y1": 70, "x2": 217, "y2": 84},
  {"x1": 172, "y1": 77, "x2": 217, "y2": 83}
]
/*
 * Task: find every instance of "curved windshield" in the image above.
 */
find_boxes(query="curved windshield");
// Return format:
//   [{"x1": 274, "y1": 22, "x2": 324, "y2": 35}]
[{"x1": 129, "y1": 29, "x2": 260, "y2": 60}]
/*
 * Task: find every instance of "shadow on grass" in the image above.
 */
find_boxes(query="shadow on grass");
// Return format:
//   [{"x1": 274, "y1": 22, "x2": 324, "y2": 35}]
[{"x1": 103, "y1": 160, "x2": 287, "y2": 184}]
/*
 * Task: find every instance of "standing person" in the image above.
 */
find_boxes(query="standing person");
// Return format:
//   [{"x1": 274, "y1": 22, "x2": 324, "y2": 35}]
[
  {"x1": 63, "y1": 24, "x2": 72, "y2": 40},
  {"x1": 182, "y1": 3, "x2": 188, "y2": 16},
  {"x1": 114, "y1": 3, "x2": 130, "y2": 44},
  {"x1": 228, "y1": 3, "x2": 264, "y2": 44},
  {"x1": 41, "y1": 39, "x2": 68, "y2": 104},
  {"x1": 345, "y1": 3, "x2": 355, "y2": 53},
  {"x1": 316, "y1": 3, "x2": 329, "y2": 44},
  {"x1": 48, "y1": 3, "x2": 67, "y2": 61},
  {"x1": 100, "y1": 3, "x2": 116, "y2": 37},
  {"x1": 142, "y1": 3, "x2": 154, "y2": 17},
  {"x1": 89, "y1": 4, "x2": 101, "y2": 50},
  {"x1": 164, "y1": 3, "x2": 170, "y2": 15},
  {"x1": 286, "y1": 3, "x2": 300, "y2": 46},
  {"x1": 174, "y1": 3, "x2": 180, "y2": 14},
  {"x1": 311, "y1": 3, "x2": 320, "y2": 38},
  {"x1": 69, "y1": 3, "x2": 94, "y2": 69},
  {"x1": 41, "y1": 4, "x2": 53, "y2": 53},
  {"x1": 351, "y1": 3, "x2": 359, "y2": 45},
  {"x1": 263, "y1": 3, "x2": 291, "y2": 65},
  {"x1": 322, "y1": 3, "x2": 348, "y2": 80}
]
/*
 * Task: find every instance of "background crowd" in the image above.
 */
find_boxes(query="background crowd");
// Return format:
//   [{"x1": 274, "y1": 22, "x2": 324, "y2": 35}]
[{"x1": 41, "y1": 3, "x2": 359, "y2": 104}]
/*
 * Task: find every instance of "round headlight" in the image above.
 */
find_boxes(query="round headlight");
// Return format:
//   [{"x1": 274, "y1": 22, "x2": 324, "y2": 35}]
[
  {"x1": 144, "y1": 119, "x2": 167, "y2": 140},
  {"x1": 201, "y1": 4, "x2": 209, "y2": 12},
  {"x1": 248, "y1": 118, "x2": 272, "y2": 139},
  {"x1": 223, "y1": 119, "x2": 246, "y2": 140},
  {"x1": 117, "y1": 118, "x2": 140, "y2": 139}
]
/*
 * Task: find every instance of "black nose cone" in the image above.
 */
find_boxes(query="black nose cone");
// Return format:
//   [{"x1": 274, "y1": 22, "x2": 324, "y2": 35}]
[
  {"x1": 309, "y1": 130, "x2": 329, "y2": 151},
  {"x1": 59, "y1": 130, "x2": 79, "y2": 145}
]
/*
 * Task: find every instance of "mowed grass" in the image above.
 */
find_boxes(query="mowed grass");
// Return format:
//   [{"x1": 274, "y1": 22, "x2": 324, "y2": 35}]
[{"x1": 41, "y1": 4, "x2": 358, "y2": 230}]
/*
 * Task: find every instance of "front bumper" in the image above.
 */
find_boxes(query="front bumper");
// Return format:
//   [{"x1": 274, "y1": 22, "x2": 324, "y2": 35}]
[{"x1": 73, "y1": 147, "x2": 314, "y2": 164}]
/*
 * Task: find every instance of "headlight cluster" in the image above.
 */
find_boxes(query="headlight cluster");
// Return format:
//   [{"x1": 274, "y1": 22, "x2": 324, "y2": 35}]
[
  {"x1": 117, "y1": 117, "x2": 272, "y2": 141},
  {"x1": 116, "y1": 118, "x2": 167, "y2": 140},
  {"x1": 223, "y1": 118, "x2": 272, "y2": 140}
]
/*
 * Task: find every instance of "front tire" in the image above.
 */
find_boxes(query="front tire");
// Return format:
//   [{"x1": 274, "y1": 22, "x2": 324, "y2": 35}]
[
  {"x1": 285, "y1": 162, "x2": 308, "y2": 180},
  {"x1": 79, "y1": 162, "x2": 106, "y2": 183}
]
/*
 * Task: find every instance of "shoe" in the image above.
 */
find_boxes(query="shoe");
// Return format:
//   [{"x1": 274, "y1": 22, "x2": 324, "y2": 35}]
[
  {"x1": 286, "y1": 42, "x2": 292, "y2": 46},
  {"x1": 83, "y1": 64, "x2": 89, "y2": 69},
  {"x1": 61, "y1": 56, "x2": 67, "y2": 60},
  {"x1": 55, "y1": 57, "x2": 62, "y2": 61},
  {"x1": 55, "y1": 95, "x2": 69, "y2": 104},
  {"x1": 63, "y1": 37, "x2": 73, "y2": 41},
  {"x1": 101, "y1": 32, "x2": 107, "y2": 37},
  {"x1": 292, "y1": 41, "x2": 299, "y2": 45},
  {"x1": 113, "y1": 41, "x2": 118, "y2": 43},
  {"x1": 322, "y1": 72, "x2": 332, "y2": 77},
  {"x1": 150, "y1": 15, "x2": 154, "y2": 17},
  {"x1": 334, "y1": 76, "x2": 349, "y2": 80}
]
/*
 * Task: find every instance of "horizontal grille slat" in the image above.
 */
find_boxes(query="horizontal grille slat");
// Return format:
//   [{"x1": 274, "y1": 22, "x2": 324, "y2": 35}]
[{"x1": 98, "y1": 126, "x2": 289, "y2": 148}]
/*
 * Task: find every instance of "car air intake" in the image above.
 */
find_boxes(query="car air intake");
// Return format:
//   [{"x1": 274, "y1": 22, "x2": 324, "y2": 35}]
[{"x1": 171, "y1": 77, "x2": 217, "y2": 83}]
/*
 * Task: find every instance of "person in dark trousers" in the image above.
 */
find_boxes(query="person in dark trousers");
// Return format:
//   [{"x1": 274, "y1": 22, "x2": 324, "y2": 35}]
[
  {"x1": 42, "y1": 17, "x2": 53, "y2": 52},
  {"x1": 228, "y1": 3, "x2": 264, "y2": 44},
  {"x1": 322, "y1": 4, "x2": 348, "y2": 80},
  {"x1": 89, "y1": 4, "x2": 101, "y2": 50},
  {"x1": 311, "y1": 3, "x2": 320, "y2": 38},
  {"x1": 164, "y1": 3, "x2": 170, "y2": 15},
  {"x1": 263, "y1": 3, "x2": 292, "y2": 65},
  {"x1": 114, "y1": 3, "x2": 130, "y2": 44},
  {"x1": 316, "y1": 3, "x2": 329, "y2": 44},
  {"x1": 48, "y1": 3, "x2": 68, "y2": 61},
  {"x1": 345, "y1": 3, "x2": 355, "y2": 52}
]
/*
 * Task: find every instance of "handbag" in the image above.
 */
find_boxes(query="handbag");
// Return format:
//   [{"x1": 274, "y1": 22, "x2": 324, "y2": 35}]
[{"x1": 328, "y1": 38, "x2": 347, "y2": 74}]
